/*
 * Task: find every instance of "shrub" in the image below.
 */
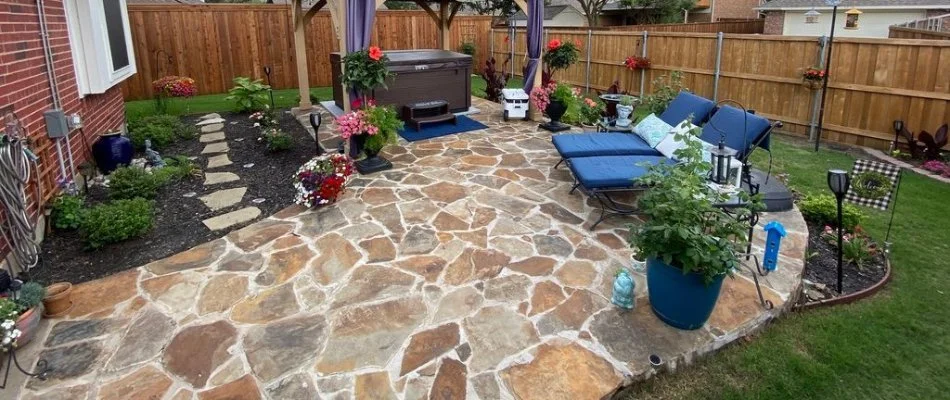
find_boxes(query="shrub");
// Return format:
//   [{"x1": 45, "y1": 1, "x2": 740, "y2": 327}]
[
  {"x1": 15, "y1": 282, "x2": 46, "y2": 310},
  {"x1": 80, "y1": 198, "x2": 154, "y2": 249},
  {"x1": 799, "y1": 194, "x2": 864, "y2": 232},
  {"x1": 640, "y1": 71, "x2": 686, "y2": 115},
  {"x1": 262, "y1": 128, "x2": 294, "y2": 152},
  {"x1": 127, "y1": 115, "x2": 194, "y2": 149},
  {"x1": 51, "y1": 194, "x2": 85, "y2": 230},
  {"x1": 480, "y1": 57, "x2": 510, "y2": 103},
  {"x1": 156, "y1": 156, "x2": 202, "y2": 182},
  {"x1": 458, "y1": 41, "x2": 476, "y2": 57},
  {"x1": 226, "y1": 77, "x2": 271, "y2": 113},
  {"x1": 109, "y1": 166, "x2": 165, "y2": 200}
]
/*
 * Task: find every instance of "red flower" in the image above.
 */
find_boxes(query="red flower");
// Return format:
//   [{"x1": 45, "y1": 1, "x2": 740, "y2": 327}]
[
  {"x1": 351, "y1": 98, "x2": 363, "y2": 109},
  {"x1": 547, "y1": 39, "x2": 562, "y2": 51},
  {"x1": 574, "y1": 39, "x2": 582, "y2": 48},
  {"x1": 504, "y1": 35, "x2": 509, "y2": 43},
  {"x1": 368, "y1": 46, "x2": 383, "y2": 61}
]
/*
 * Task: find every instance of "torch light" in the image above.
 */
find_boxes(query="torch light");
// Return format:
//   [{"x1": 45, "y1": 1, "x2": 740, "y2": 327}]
[{"x1": 827, "y1": 169, "x2": 850, "y2": 294}]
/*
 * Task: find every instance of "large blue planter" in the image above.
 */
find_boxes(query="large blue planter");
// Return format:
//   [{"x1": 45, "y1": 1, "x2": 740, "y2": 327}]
[
  {"x1": 646, "y1": 257, "x2": 725, "y2": 330},
  {"x1": 92, "y1": 132, "x2": 133, "y2": 174}
]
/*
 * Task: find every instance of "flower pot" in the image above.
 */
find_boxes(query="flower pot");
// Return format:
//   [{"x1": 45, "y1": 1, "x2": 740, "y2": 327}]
[
  {"x1": 353, "y1": 134, "x2": 392, "y2": 175},
  {"x1": 802, "y1": 79, "x2": 822, "y2": 90},
  {"x1": 15, "y1": 305, "x2": 42, "y2": 347},
  {"x1": 539, "y1": 100, "x2": 571, "y2": 132},
  {"x1": 616, "y1": 104, "x2": 634, "y2": 127},
  {"x1": 92, "y1": 132, "x2": 133, "y2": 174},
  {"x1": 646, "y1": 258, "x2": 725, "y2": 330},
  {"x1": 42, "y1": 282, "x2": 73, "y2": 318}
]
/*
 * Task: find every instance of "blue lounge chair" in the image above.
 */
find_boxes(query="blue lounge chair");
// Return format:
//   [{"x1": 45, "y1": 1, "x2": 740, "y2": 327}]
[
  {"x1": 566, "y1": 106, "x2": 781, "y2": 229},
  {"x1": 551, "y1": 91, "x2": 716, "y2": 167}
]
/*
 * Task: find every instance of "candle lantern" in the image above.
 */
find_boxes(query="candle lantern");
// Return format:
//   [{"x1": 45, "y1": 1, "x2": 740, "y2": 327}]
[
  {"x1": 709, "y1": 140, "x2": 738, "y2": 186},
  {"x1": 827, "y1": 169, "x2": 851, "y2": 294}
]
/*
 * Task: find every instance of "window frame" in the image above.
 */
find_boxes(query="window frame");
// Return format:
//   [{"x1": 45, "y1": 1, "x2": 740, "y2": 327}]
[{"x1": 64, "y1": 0, "x2": 137, "y2": 96}]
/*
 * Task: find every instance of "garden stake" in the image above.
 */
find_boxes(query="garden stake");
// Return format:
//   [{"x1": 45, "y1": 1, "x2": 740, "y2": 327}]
[{"x1": 264, "y1": 66, "x2": 276, "y2": 111}]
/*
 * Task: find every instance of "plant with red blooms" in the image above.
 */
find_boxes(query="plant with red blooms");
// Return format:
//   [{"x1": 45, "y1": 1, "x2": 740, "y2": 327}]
[
  {"x1": 624, "y1": 56, "x2": 651, "y2": 70},
  {"x1": 342, "y1": 47, "x2": 392, "y2": 97},
  {"x1": 151, "y1": 75, "x2": 196, "y2": 114},
  {"x1": 802, "y1": 67, "x2": 826, "y2": 81},
  {"x1": 543, "y1": 38, "x2": 580, "y2": 72},
  {"x1": 293, "y1": 153, "x2": 354, "y2": 208}
]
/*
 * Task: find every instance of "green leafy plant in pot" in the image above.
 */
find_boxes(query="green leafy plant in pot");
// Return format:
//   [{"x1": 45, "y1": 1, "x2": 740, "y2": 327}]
[
  {"x1": 628, "y1": 127, "x2": 758, "y2": 330},
  {"x1": 12, "y1": 281, "x2": 46, "y2": 346}
]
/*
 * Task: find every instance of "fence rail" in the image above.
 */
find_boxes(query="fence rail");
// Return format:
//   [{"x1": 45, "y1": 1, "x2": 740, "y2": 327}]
[
  {"x1": 888, "y1": 26, "x2": 950, "y2": 41},
  {"x1": 122, "y1": 5, "x2": 493, "y2": 100},
  {"x1": 492, "y1": 29, "x2": 950, "y2": 150}
]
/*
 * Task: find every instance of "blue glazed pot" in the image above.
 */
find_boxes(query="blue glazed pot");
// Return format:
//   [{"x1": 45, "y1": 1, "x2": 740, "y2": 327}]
[
  {"x1": 92, "y1": 132, "x2": 133, "y2": 174},
  {"x1": 646, "y1": 257, "x2": 725, "y2": 330}
]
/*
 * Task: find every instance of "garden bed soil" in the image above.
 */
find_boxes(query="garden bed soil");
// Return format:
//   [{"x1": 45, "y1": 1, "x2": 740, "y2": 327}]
[
  {"x1": 802, "y1": 223, "x2": 887, "y2": 300},
  {"x1": 31, "y1": 109, "x2": 316, "y2": 284}
]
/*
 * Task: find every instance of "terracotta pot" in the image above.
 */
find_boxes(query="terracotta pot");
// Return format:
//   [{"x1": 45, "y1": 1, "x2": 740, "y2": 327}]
[
  {"x1": 15, "y1": 305, "x2": 42, "y2": 347},
  {"x1": 42, "y1": 282, "x2": 73, "y2": 318}
]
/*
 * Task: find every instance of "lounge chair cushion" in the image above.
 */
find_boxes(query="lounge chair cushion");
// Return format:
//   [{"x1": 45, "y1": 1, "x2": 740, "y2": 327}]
[
  {"x1": 633, "y1": 114, "x2": 673, "y2": 148},
  {"x1": 569, "y1": 155, "x2": 670, "y2": 189},
  {"x1": 699, "y1": 105, "x2": 771, "y2": 159},
  {"x1": 552, "y1": 133, "x2": 661, "y2": 159},
  {"x1": 659, "y1": 91, "x2": 716, "y2": 126}
]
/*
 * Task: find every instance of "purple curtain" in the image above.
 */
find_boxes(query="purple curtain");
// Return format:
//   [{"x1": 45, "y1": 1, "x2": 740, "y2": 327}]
[
  {"x1": 523, "y1": 0, "x2": 544, "y2": 94},
  {"x1": 346, "y1": 0, "x2": 376, "y2": 157}
]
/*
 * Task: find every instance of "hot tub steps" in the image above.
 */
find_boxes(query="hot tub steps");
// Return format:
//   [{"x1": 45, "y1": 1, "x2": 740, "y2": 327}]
[{"x1": 404, "y1": 100, "x2": 456, "y2": 131}]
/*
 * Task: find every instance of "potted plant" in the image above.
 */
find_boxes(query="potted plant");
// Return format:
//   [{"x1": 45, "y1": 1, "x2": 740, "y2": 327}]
[
  {"x1": 628, "y1": 127, "x2": 757, "y2": 330},
  {"x1": 341, "y1": 46, "x2": 391, "y2": 103},
  {"x1": 335, "y1": 100, "x2": 404, "y2": 174},
  {"x1": 531, "y1": 82, "x2": 577, "y2": 132},
  {"x1": 579, "y1": 97, "x2": 605, "y2": 127},
  {"x1": 802, "y1": 67, "x2": 825, "y2": 90},
  {"x1": 293, "y1": 153, "x2": 355, "y2": 207},
  {"x1": 13, "y1": 282, "x2": 45, "y2": 346},
  {"x1": 0, "y1": 297, "x2": 21, "y2": 352},
  {"x1": 543, "y1": 38, "x2": 580, "y2": 84},
  {"x1": 42, "y1": 282, "x2": 73, "y2": 318},
  {"x1": 616, "y1": 95, "x2": 636, "y2": 127}
]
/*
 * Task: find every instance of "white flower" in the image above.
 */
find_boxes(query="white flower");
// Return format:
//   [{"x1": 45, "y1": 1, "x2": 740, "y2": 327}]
[{"x1": 254, "y1": 123, "x2": 260, "y2": 127}]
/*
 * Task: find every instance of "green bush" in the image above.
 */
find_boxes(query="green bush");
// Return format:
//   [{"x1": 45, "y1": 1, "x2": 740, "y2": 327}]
[
  {"x1": 226, "y1": 77, "x2": 270, "y2": 113},
  {"x1": 80, "y1": 198, "x2": 154, "y2": 249},
  {"x1": 799, "y1": 194, "x2": 865, "y2": 231},
  {"x1": 458, "y1": 41, "x2": 476, "y2": 57},
  {"x1": 15, "y1": 282, "x2": 46, "y2": 310},
  {"x1": 264, "y1": 130, "x2": 294, "y2": 152},
  {"x1": 155, "y1": 156, "x2": 202, "y2": 182},
  {"x1": 51, "y1": 194, "x2": 85, "y2": 230},
  {"x1": 641, "y1": 71, "x2": 686, "y2": 115},
  {"x1": 127, "y1": 115, "x2": 194, "y2": 149},
  {"x1": 109, "y1": 166, "x2": 165, "y2": 200}
]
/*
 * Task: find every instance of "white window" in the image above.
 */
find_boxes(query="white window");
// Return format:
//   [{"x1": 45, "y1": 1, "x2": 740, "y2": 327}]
[{"x1": 64, "y1": 0, "x2": 137, "y2": 96}]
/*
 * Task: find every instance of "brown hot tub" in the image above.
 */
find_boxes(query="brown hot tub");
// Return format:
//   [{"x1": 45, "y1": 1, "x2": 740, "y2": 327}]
[{"x1": 331, "y1": 49, "x2": 472, "y2": 113}]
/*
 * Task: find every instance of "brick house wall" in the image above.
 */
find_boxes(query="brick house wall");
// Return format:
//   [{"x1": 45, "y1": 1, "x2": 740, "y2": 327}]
[
  {"x1": 713, "y1": 0, "x2": 764, "y2": 21},
  {"x1": 0, "y1": 0, "x2": 127, "y2": 252},
  {"x1": 763, "y1": 10, "x2": 785, "y2": 35},
  {"x1": 925, "y1": 9, "x2": 950, "y2": 32}
]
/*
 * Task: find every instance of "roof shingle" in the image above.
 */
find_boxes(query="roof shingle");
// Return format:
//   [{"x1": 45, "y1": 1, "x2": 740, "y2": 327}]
[{"x1": 758, "y1": 0, "x2": 950, "y2": 10}]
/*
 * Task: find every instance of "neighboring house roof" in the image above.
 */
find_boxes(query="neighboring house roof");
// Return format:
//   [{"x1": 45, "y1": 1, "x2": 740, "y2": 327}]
[
  {"x1": 758, "y1": 0, "x2": 950, "y2": 11},
  {"x1": 511, "y1": 5, "x2": 571, "y2": 20}
]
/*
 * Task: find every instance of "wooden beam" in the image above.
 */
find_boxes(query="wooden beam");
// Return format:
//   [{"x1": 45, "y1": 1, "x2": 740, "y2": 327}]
[
  {"x1": 415, "y1": 1, "x2": 441, "y2": 26},
  {"x1": 303, "y1": 0, "x2": 327, "y2": 23},
  {"x1": 513, "y1": 0, "x2": 527, "y2": 14},
  {"x1": 447, "y1": 2, "x2": 462, "y2": 27}
]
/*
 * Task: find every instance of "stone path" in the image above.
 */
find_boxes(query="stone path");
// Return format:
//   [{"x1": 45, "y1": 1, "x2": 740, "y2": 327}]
[
  {"x1": 17, "y1": 98, "x2": 806, "y2": 400},
  {"x1": 194, "y1": 113, "x2": 260, "y2": 231}
]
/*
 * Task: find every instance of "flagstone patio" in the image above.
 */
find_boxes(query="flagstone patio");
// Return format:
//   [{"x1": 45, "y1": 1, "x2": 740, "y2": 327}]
[{"x1": 17, "y1": 98, "x2": 806, "y2": 400}]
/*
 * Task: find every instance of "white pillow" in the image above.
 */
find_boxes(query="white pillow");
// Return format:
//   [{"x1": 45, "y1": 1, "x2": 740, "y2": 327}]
[
  {"x1": 632, "y1": 114, "x2": 673, "y2": 148},
  {"x1": 655, "y1": 120, "x2": 702, "y2": 160}
]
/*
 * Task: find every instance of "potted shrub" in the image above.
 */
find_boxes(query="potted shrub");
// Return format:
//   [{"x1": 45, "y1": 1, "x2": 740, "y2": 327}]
[
  {"x1": 335, "y1": 100, "x2": 403, "y2": 174},
  {"x1": 531, "y1": 82, "x2": 577, "y2": 132},
  {"x1": 0, "y1": 297, "x2": 21, "y2": 351},
  {"x1": 42, "y1": 282, "x2": 73, "y2": 318},
  {"x1": 628, "y1": 127, "x2": 757, "y2": 330},
  {"x1": 13, "y1": 282, "x2": 45, "y2": 346},
  {"x1": 802, "y1": 67, "x2": 825, "y2": 90},
  {"x1": 579, "y1": 97, "x2": 605, "y2": 127},
  {"x1": 543, "y1": 38, "x2": 580, "y2": 83},
  {"x1": 616, "y1": 95, "x2": 635, "y2": 127}
]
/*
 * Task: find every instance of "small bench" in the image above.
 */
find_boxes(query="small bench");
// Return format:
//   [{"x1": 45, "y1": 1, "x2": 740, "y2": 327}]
[{"x1": 403, "y1": 100, "x2": 456, "y2": 131}]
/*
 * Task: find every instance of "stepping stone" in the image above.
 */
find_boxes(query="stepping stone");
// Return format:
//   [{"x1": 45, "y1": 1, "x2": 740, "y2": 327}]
[
  {"x1": 199, "y1": 113, "x2": 221, "y2": 120},
  {"x1": 207, "y1": 154, "x2": 233, "y2": 169},
  {"x1": 204, "y1": 172, "x2": 240, "y2": 186},
  {"x1": 196, "y1": 117, "x2": 226, "y2": 126},
  {"x1": 200, "y1": 132, "x2": 226, "y2": 143},
  {"x1": 202, "y1": 207, "x2": 261, "y2": 231},
  {"x1": 202, "y1": 142, "x2": 229, "y2": 154},
  {"x1": 199, "y1": 187, "x2": 247, "y2": 211},
  {"x1": 201, "y1": 123, "x2": 224, "y2": 133}
]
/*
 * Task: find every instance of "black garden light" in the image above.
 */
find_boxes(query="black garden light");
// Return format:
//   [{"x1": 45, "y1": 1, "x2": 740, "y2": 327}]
[
  {"x1": 710, "y1": 140, "x2": 737, "y2": 186},
  {"x1": 309, "y1": 113, "x2": 323, "y2": 156},
  {"x1": 827, "y1": 169, "x2": 850, "y2": 294},
  {"x1": 892, "y1": 119, "x2": 904, "y2": 153}
]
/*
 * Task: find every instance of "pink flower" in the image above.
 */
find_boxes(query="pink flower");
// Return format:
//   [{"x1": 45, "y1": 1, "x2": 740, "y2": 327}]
[{"x1": 368, "y1": 46, "x2": 383, "y2": 61}]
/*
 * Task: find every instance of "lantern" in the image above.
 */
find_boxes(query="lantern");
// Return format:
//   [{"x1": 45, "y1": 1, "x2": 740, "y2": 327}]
[
  {"x1": 845, "y1": 8, "x2": 862, "y2": 29},
  {"x1": 309, "y1": 113, "x2": 323, "y2": 156},
  {"x1": 827, "y1": 169, "x2": 850, "y2": 294},
  {"x1": 709, "y1": 140, "x2": 738, "y2": 186},
  {"x1": 804, "y1": 9, "x2": 821, "y2": 24}
]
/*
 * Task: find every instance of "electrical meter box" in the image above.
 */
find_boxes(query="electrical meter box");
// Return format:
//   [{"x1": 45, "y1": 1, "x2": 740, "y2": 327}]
[{"x1": 44, "y1": 109, "x2": 69, "y2": 138}]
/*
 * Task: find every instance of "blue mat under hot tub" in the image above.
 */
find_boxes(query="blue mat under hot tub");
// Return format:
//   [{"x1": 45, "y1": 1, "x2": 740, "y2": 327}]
[{"x1": 398, "y1": 115, "x2": 488, "y2": 142}]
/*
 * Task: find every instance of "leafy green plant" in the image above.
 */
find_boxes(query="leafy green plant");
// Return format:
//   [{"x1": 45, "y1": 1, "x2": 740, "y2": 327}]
[
  {"x1": 155, "y1": 156, "x2": 202, "y2": 182},
  {"x1": 0, "y1": 297, "x2": 19, "y2": 321},
  {"x1": 109, "y1": 166, "x2": 165, "y2": 200},
  {"x1": 80, "y1": 198, "x2": 154, "y2": 249},
  {"x1": 15, "y1": 282, "x2": 46, "y2": 311},
  {"x1": 458, "y1": 41, "x2": 476, "y2": 56},
  {"x1": 543, "y1": 38, "x2": 580, "y2": 73},
  {"x1": 362, "y1": 105, "x2": 403, "y2": 154},
  {"x1": 619, "y1": 95, "x2": 635, "y2": 107},
  {"x1": 341, "y1": 46, "x2": 391, "y2": 97},
  {"x1": 799, "y1": 194, "x2": 865, "y2": 232},
  {"x1": 261, "y1": 128, "x2": 294, "y2": 152},
  {"x1": 226, "y1": 77, "x2": 271, "y2": 113},
  {"x1": 127, "y1": 115, "x2": 194, "y2": 149},
  {"x1": 578, "y1": 97, "x2": 605, "y2": 125},
  {"x1": 628, "y1": 125, "x2": 759, "y2": 284},
  {"x1": 550, "y1": 83, "x2": 577, "y2": 105},
  {"x1": 51, "y1": 194, "x2": 85, "y2": 230},
  {"x1": 641, "y1": 71, "x2": 686, "y2": 115},
  {"x1": 842, "y1": 235, "x2": 876, "y2": 270},
  {"x1": 480, "y1": 57, "x2": 510, "y2": 103}
]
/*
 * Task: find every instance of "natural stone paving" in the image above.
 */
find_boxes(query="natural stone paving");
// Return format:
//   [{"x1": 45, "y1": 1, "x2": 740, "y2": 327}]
[
  {"x1": 19, "y1": 98, "x2": 806, "y2": 400},
  {"x1": 199, "y1": 131, "x2": 226, "y2": 143},
  {"x1": 206, "y1": 154, "x2": 233, "y2": 169},
  {"x1": 203, "y1": 172, "x2": 240, "y2": 186},
  {"x1": 200, "y1": 187, "x2": 247, "y2": 211},
  {"x1": 201, "y1": 141, "x2": 230, "y2": 154},
  {"x1": 203, "y1": 207, "x2": 263, "y2": 231}
]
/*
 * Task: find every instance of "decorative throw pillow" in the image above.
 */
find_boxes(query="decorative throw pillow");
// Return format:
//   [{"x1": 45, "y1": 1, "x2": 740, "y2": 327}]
[
  {"x1": 655, "y1": 120, "x2": 703, "y2": 161},
  {"x1": 633, "y1": 114, "x2": 673, "y2": 148}
]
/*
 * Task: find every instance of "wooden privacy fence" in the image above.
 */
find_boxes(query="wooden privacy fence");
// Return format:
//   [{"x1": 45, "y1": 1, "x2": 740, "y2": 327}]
[
  {"x1": 889, "y1": 26, "x2": 950, "y2": 41},
  {"x1": 492, "y1": 30, "x2": 950, "y2": 150},
  {"x1": 607, "y1": 19, "x2": 764, "y2": 34},
  {"x1": 121, "y1": 4, "x2": 493, "y2": 100}
]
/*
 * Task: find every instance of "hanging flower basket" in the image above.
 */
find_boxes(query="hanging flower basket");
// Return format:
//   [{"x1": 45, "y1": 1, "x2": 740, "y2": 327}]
[
  {"x1": 802, "y1": 67, "x2": 825, "y2": 90},
  {"x1": 802, "y1": 79, "x2": 823, "y2": 90}
]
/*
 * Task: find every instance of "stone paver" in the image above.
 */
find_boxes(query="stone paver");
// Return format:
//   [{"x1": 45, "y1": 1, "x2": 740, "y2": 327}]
[
  {"x1": 204, "y1": 172, "x2": 240, "y2": 186},
  {"x1": 207, "y1": 154, "x2": 233, "y2": 169},
  {"x1": 19, "y1": 98, "x2": 806, "y2": 400},
  {"x1": 200, "y1": 131, "x2": 226, "y2": 143},
  {"x1": 196, "y1": 117, "x2": 226, "y2": 126},
  {"x1": 199, "y1": 187, "x2": 247, "y2": 211},
  {"x1": 201, "y1": 141, "x2": 230, "y2": 154},
  {"x1": 200, "y1": 123, "x2": 224, "y2": 133},
  {"x1": 202, "y1": 207, "x2": 261, "y2": 230}
]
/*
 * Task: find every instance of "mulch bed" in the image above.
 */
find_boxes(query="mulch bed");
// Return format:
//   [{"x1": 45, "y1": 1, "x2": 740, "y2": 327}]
[
  {"x1": 802, "y1": 223, "x2": 887, "y2": 300},
  {"x1": 31, "y1": 109, "x2": 316, "y2": 284}
]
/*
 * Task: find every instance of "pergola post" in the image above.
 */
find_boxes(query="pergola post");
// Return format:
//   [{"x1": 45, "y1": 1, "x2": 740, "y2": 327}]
[
  {"x1": 327, "y1": 0, "x2": 350, "y2": 112},
  {"x1": 291, "y1": 0, "x2": 326, "y2": 113}
]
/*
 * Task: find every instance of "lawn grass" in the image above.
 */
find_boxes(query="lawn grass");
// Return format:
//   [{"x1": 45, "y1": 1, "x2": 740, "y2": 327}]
[
  {"x1": 125, "y1": 87, "x2": 334, "y2": 119},
  {"x1": 620, "y1": 136, "x2": 950, "y2": 399},
  {"x1": 470, "y1": 75, "x2": 525, "y2": 99}
]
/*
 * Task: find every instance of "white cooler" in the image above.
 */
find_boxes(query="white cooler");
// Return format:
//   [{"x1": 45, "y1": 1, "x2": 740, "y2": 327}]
[{"x1": 501, "y1": 88, "x2": 529, "y2": 121}]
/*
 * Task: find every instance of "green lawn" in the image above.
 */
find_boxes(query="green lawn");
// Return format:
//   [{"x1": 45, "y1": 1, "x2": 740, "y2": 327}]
[{"x1": 620, "y1": 137, "x2": 950, "y2": 399}]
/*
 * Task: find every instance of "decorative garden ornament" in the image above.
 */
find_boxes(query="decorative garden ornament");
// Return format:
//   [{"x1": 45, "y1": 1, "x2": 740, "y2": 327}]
[{"x1": 611, "y1": 270, "x2": 635, "y2": 310}]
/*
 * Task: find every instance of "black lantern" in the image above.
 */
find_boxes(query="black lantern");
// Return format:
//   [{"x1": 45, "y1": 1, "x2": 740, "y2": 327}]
[
  {"x1": 309, "y1": 113, "x2": 323, "y2": 156},
  {"x1": 263, "y1": 66, "x2": 276, "y2": 110},
  {"x1": 710, "y1": 140, "x2": 737, "y2": 185},
  {"x1": 827, "y1": 169, "x2": 850, "y2": 294},
  {"x1": 892, "y1": 120, "x2": 904, "y2": 152}
]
